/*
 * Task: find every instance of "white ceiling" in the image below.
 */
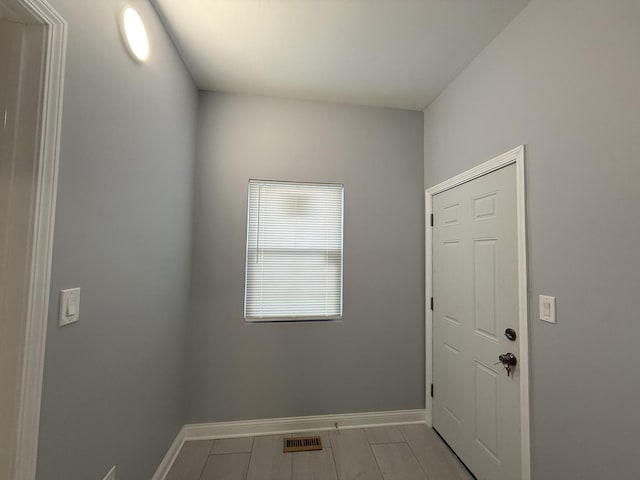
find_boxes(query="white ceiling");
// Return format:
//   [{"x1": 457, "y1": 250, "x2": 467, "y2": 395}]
[{"x1": 154, "y1": 0, "x2": 529, "y2": 110}]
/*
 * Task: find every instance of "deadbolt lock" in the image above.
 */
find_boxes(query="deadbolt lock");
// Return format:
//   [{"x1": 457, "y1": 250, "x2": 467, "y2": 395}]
[{"x1": 504, "y1": 328, "x2": 517, "y2": 341}]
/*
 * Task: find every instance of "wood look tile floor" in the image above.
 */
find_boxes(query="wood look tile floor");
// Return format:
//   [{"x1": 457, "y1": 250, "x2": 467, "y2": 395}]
[{"x1": 166, "y1": 425, "x2": 474, "y2": 480}]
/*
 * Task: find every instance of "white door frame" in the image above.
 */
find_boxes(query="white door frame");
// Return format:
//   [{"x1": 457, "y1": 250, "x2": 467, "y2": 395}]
[
  {"x1": 1, "y1": 0, "x2": 66, "y2": 479},
  {"x1": 424, "y1": 145, "x2": 530, "y2": 480}
]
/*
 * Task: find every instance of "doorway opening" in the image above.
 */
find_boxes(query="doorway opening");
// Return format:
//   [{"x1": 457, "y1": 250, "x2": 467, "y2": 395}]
[{"x1": 0, "y1": 0, "x2": 66, "y2": 478}]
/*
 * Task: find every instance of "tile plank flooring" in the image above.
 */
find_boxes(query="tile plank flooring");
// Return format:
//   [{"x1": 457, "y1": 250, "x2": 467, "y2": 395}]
[{"x1": 166, "y1": 424, "x2": 474, "y2": 480}]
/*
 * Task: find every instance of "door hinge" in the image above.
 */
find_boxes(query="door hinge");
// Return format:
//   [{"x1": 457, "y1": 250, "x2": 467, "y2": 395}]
[
  {"x1": 430, "y1": 383, "x2": 434, "y2": 398},
  {"x1": 430, "y1": 213, "x2": 434, "y2": 227},
  {"x1": 430, "y1": 297, "x2": 434, "y2": 311}
]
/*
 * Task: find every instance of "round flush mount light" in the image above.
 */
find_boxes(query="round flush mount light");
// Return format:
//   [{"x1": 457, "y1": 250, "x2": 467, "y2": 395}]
[{"x1": 119, "y1": 6, "x2": 149, "y2": 62}]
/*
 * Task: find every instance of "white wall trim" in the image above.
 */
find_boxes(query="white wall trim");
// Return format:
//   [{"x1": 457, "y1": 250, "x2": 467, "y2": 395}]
[
  {"x1": 184, "y1": 409, "x2": 426, "y2": 440},
  {"x1": 153, "y1": 409, "x2": 425, "y2": 480},
  {"x1": 12, "y1": 1, "x2": 67, "y2": 479},
  {"x1": 424, "y1": 145, "x2": 530, "y2": 480},
  {"x1": 151, "y1": 426, "x2": 185, "y2": 480}
]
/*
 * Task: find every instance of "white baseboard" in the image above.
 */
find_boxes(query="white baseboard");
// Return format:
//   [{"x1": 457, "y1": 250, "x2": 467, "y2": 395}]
[
  {"x1": 151, "y1": 426, "x2": 185, "y2": 480},
  {"x1": 102, "y1": 465, "x2": 116, "y2": 480},
  {"x1": 183, "y1": 408, "x2": 426, "y2": 440},
  {"x1": 153, "y1": 409, "x2": 426, "y2": 480}
]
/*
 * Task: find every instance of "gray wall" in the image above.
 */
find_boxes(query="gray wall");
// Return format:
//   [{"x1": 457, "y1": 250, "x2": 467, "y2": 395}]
[
  {"x1": 37, "y1": 1, "x2": 197, "y2": 479},
  {"x1": 188, "y1": 92, "x2": 424, "y2": 422},
  {"x1": 422, "y1": 0, "x2": 640, "y2": 478}
]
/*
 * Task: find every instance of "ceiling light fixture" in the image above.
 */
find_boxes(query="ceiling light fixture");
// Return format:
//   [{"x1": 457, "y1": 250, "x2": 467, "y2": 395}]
[{"x1": 119, "y1": 6, "x2": 149, "y2": 62}]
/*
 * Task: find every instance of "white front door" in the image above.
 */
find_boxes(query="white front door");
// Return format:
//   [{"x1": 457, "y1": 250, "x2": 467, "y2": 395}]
[{"x1": 432, "y1": 164, "x2": 521, "y2": 480}]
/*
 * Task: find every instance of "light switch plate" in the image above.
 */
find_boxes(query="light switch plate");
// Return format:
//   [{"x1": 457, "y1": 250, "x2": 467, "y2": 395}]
[
  {"x1": 103, "y1": 466, "x2": 116, "y2": 480},
  {"x1": 539, "y1": 295, "x2": 556, "y2": 323},
  {"x1": 58, "y1": 288, "x2": 80, "y2": 327}
]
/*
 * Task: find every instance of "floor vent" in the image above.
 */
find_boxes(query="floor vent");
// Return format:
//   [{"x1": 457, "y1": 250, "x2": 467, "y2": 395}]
[{"x1": 283, "y1": 436, "x2": 323, "y2": 453}]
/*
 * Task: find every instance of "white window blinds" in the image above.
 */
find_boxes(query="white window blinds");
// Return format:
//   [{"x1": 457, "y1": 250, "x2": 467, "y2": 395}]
[{"x1": 244, "y1": 180, "x2": 344, "y2": 321}]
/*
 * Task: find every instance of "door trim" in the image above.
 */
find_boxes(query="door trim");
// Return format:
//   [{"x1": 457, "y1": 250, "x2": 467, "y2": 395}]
[
  {"x1": 5, "y1": 1, "x2": 67, "y2": 479},
  {"x1": 424, "y1": 145, "x2": 530, "y2": 480}
]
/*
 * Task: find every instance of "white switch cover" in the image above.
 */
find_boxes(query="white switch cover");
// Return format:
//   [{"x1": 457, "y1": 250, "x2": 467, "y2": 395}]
[
  {"x1": 539, "y1": 295, "x2": 556, "y2": 324},
  {"x1": 58, "y1": 288, "x2": 80, "y2": 327},
  {"x1": 103, "y1": 466, "x2": 116, "y2": 480}
]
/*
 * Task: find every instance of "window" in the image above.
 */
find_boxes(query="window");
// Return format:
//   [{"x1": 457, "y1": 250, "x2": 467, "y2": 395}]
[{"x1": 244, "y1": 180, "x2": 344, "y2": 321}]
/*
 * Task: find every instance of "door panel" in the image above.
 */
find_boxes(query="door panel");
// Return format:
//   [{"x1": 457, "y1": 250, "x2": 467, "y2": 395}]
[
  {"x1": 442, "y1": 241, "x2": 461, "y2": 324},
  {"x1": 432, "y1": 164, "x2": 520, "y2": 480},
  {"x1": 473, "y1": 239, "x2": 498, "y2": 340},
  {"x1": 474, "y1": 360, "x2": 499, "y2": 458}
]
